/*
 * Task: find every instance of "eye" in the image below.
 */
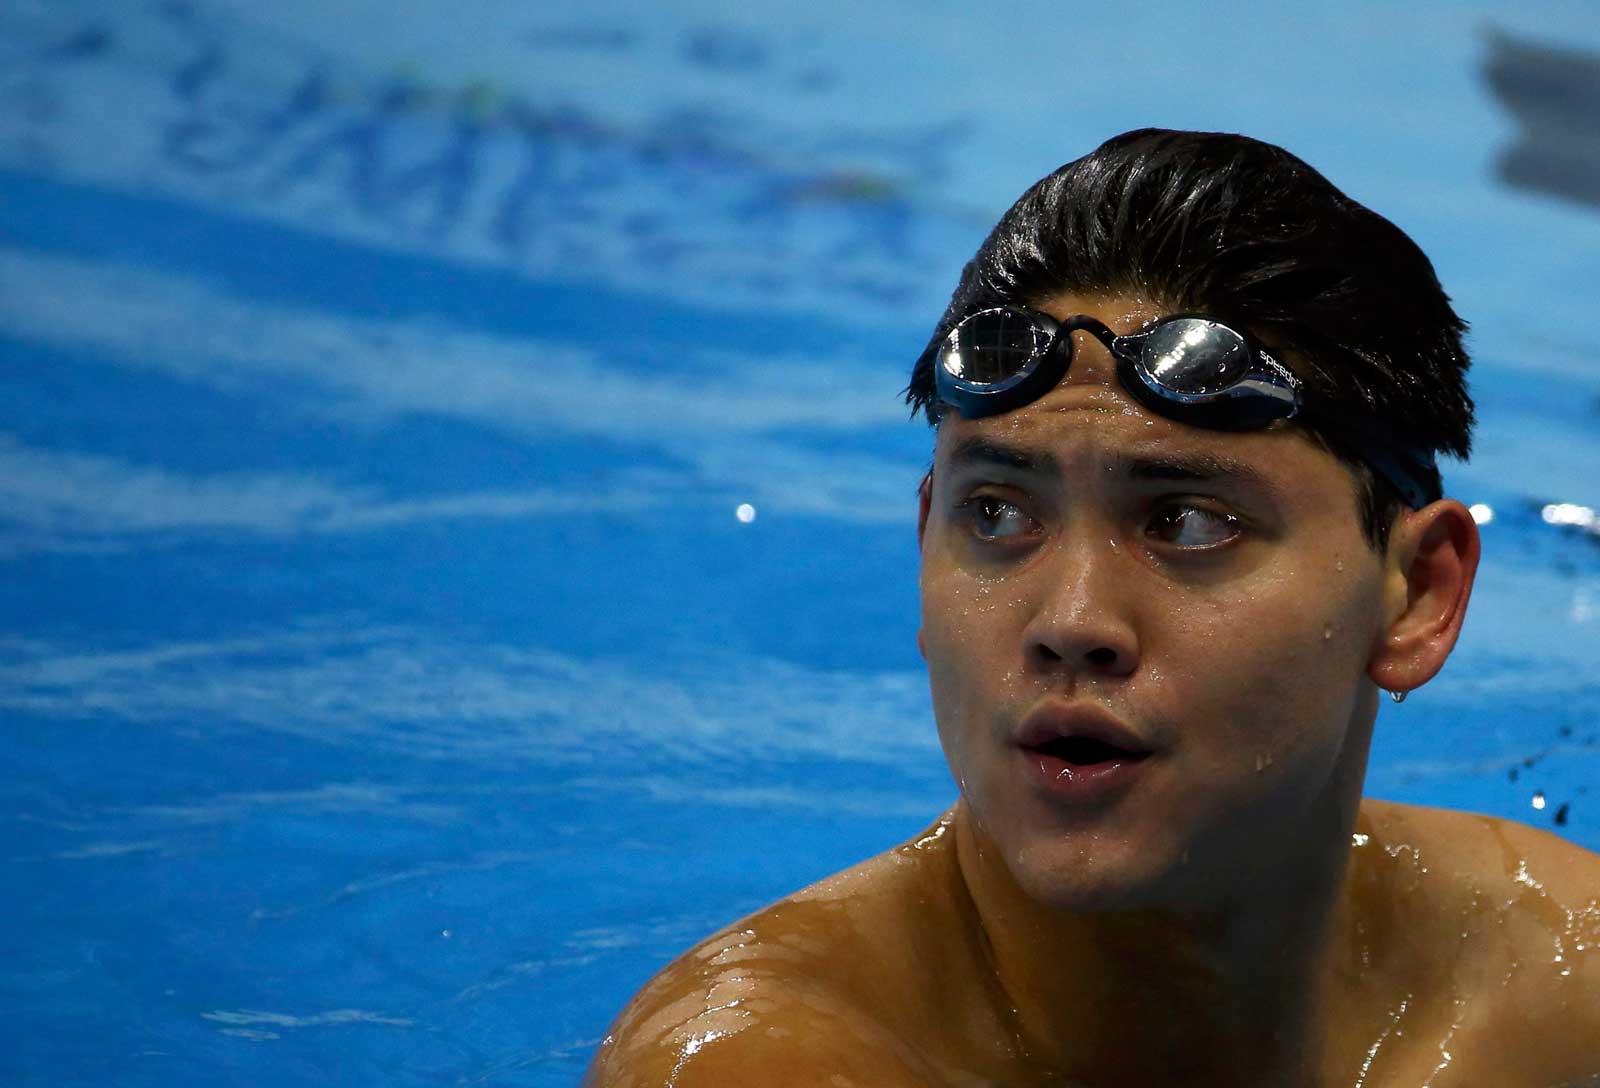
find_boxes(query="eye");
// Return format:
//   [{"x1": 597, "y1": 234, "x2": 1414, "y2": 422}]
[
  {"x1": 958, "y1": 495, "x2": 1039, "y2": 543},
  {"x1": 1147, "y1": 503, "x2": 1241, "y2": 548}
]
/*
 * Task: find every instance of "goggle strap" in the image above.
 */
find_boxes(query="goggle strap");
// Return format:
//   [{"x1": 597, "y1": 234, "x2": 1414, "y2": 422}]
[{"x1": 1298, "y1": 401, "x2": 1438, "y2": 509}]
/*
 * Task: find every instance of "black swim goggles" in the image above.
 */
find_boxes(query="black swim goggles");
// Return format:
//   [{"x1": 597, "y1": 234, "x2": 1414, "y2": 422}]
[{"x1": 925, "y1": 306, "x2": 1438, "y2": 509}]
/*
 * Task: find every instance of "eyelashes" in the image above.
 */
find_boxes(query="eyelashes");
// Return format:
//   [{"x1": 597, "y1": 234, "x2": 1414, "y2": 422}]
[
  {"x1": 956, "y1": 495, "x2": 1039, "y2": 544},
  {"x1": 1145, "y1": 504, "x2": 1242, "y2": 548},
  {"x1": 951, "y1": 494, "x2": 1244, "y2": 553}
]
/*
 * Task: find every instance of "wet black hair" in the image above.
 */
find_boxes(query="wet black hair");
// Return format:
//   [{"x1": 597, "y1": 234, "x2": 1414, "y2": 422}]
[{"x1": 905, "y1": 128, "x2": 1474, "y2": 548}]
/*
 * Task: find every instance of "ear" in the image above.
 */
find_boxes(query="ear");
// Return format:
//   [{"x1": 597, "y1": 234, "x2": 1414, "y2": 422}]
[
  {"x1": 916, "y1": 471, "x2": 933, "y2": 551},
  {"x1": 1367, "y1": 499, "x2": 1481, "y2": 696},
  {"x1": 917, "y1": 472, "x2": 932, "y2": 659}
]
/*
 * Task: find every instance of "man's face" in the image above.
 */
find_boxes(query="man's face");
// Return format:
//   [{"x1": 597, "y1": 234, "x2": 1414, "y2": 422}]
[{"x1": 918, "y1": 292, "x2": 1393, "y2": 912}]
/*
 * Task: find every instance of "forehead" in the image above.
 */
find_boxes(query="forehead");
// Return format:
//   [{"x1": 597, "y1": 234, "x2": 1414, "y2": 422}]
[
  {"x1": 1034, "y1": 290, "x2": 1165, "y2": 335},
  {"x1": 931, "y1": 291, "x2": 1355, "y2": 502}
]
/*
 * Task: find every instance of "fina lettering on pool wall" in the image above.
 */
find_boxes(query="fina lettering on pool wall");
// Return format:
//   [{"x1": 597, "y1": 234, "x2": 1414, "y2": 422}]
[{"x1": 3, "y1": 5, "x2": 968, "y2": 311}]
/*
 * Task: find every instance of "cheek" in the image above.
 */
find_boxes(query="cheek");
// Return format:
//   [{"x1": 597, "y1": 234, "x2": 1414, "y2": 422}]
[
  {"x1": 920, "y1": 558, "x2": 1030, "y2": 664},
  {"x1": 1163, "y1": 568, "x2": 1380, "y2": 761},
  {"x1": 920, "y1": 565, "x2": 1032, "y2": 757}
]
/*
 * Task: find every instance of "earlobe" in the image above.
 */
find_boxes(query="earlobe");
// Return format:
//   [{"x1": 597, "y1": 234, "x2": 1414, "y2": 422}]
[{"x1": 1367, "y1": 500, "x2": 1481, "y2": 696}]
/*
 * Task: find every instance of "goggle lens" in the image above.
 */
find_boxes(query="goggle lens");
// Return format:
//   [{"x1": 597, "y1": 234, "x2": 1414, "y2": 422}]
[
  {"x1": 939, "y1": 310, "x2": 1050, "y2": 384},
  {"x1": 937, "y1": 312, "x2": 1256, "y2": 397},
  {"x1": 1137, "y1": 319, "x2": 1250, "y2": 395}
]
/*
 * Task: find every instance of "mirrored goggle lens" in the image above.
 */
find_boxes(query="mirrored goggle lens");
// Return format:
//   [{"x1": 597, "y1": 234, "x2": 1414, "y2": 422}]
[
  {"x1": 1138, "y1": 319, "x2": 1250, "y2": 395},
  {"x1": 939, "y1": 310, "x2": 1050, "y2": 385}
]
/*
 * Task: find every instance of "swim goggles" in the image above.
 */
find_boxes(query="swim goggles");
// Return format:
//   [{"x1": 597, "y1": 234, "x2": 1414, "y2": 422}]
[{"x1": 925, "y1": 306, "x2": 1437, "y2": 509}]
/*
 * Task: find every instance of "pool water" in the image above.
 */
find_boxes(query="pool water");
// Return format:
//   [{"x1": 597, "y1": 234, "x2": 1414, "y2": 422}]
[{"x1": 3, "y1": 3, "x2": 1599, "y2": 1085}]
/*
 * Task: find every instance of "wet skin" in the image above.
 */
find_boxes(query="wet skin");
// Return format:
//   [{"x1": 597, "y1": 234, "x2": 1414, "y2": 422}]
[{"x1": 583, "y1": 295, "x2": 1600, "y2": 1087}]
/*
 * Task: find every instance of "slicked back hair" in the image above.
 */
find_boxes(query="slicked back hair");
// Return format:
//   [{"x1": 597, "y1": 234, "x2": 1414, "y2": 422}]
[{"x1": 905, "y1": 128, "x2": 1473, "y2": 549}]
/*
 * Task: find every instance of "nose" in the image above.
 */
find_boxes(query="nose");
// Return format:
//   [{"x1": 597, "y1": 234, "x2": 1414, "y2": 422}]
[{"x1": 1020, "y1": 536, "x2": 1140, "y2": 679}]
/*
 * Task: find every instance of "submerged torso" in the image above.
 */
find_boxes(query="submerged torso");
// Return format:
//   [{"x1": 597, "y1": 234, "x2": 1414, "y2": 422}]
[{"x1": 583, "y1": 800, "x2": 1600, "y2": 1087}]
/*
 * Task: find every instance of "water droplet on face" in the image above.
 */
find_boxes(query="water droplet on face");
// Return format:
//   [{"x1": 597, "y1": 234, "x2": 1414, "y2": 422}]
[
  {"x1": 1335, "y1": 559, "x2": 1344, "y2": 572},
  {"x1": 1322, "y1": 624, "x2": 1334, "y2": 641}
]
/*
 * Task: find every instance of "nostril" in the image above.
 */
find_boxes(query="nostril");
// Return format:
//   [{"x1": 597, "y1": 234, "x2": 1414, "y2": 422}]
[{"x1": 1022, "y1": 609, "x2": 1137, "y2": 676}]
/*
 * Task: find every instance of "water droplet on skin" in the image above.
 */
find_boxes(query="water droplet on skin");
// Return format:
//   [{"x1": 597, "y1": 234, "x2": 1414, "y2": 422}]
[
  {"x1": 1322, "y1": 624, "x2": 1334, "y2": 641},
  {"x1": 1254, "y1": 752, "x2": 1273, "y2": 772},
  {"x1": 1335, "y1": 559, "x2": 1344, "y2": 572}
]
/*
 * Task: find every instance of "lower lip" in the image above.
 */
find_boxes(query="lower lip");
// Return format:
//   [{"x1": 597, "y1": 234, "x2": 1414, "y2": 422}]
[{"x1": 1016, "y1": 746, "x2": 1151, "y2": 802}]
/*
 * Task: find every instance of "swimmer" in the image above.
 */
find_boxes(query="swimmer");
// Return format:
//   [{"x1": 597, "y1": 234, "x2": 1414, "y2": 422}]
[{"x1": 583, "y1": 129, "x2": 1600, "y2": 1086}]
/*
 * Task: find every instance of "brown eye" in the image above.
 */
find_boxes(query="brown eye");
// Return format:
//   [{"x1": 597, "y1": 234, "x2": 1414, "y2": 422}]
[
  {"x1": 961, "y1": 496, "x2": 1038, "y2": 542},
  {"x1": 1147, "y1": 504, "x2": 1240, "y2": 548}
]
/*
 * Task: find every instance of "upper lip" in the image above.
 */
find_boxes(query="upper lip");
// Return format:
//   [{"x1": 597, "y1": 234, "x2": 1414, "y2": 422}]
[{"x1": 1014, "y1": 702, "x2": 1155, "y2": 755}]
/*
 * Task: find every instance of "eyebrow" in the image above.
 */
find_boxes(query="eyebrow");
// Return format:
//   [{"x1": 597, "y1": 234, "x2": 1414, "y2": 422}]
[
  {"x1": 1121, "y1": 451, "x2": 1277, "y2": 492},
  {"x1": 945, "y1": 436, "x2": 1280, "y2": 495},
  {"x1": 945, "y1": 437, "x2": 1059, "y2": 476}
]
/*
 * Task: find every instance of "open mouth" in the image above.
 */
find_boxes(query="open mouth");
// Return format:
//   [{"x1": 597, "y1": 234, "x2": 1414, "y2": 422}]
[{"x1": 1029, "y1": 736, "x2": 1147, "y2": 766}]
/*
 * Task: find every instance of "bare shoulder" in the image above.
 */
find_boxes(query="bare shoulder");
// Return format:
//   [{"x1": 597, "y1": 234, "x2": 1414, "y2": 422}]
[
  {"x1": 1359, "y1": 799, "x2": 1600, "y2": 1082},
  {"x1": 583, "y1": 813, "x2": 964, "y2": 1088},
  {"x1": 580, "y1": 955, "x2": 935, "y2": 1087},
  {"x1": 1361, "y1": 798, "x2": 1600, "y2": 904}
]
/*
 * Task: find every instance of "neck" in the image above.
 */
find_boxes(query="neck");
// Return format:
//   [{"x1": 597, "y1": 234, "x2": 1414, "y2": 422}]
[{"x1": 952, "y1": 801, "x2": 1368, "y2": 1086}]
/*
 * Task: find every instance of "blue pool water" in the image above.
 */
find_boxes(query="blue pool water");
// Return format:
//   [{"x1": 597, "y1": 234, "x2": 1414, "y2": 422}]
[{"x1": 3, "y1": 3, "x2": 1600, "y2": 1084}]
